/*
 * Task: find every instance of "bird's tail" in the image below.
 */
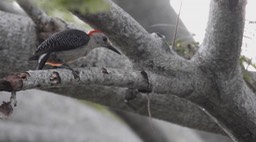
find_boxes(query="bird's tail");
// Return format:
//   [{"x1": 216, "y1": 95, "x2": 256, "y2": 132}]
[{"x1": 36, "y1": 53, "x2": 50, "y2": 70}]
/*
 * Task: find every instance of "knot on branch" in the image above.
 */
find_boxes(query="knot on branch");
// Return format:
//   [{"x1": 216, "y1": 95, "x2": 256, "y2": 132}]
[
  {"x1": 0, "y1": 72, "x2": 28, "y2": 92},
  {"x1": 137, "y1": 70, "x2": 153, "y2": 93},
  {"x1": 0, "y1": 72, "x2": 28, "y2": 119}
]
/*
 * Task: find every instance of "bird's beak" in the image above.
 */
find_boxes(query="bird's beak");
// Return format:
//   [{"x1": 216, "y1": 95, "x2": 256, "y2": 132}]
[{"x1": 105, "y1": 43, "x2": 121, "y2": 55}]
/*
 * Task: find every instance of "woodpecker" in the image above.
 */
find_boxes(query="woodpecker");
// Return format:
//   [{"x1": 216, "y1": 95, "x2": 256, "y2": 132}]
[{"x1": 29, "y1": 29, "x2": 120, "y2": 78}]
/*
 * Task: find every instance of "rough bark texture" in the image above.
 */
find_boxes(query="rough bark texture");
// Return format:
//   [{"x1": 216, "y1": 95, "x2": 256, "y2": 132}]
[
  {"x1": 52, "y1": 0, "x2": 256, "y2": 141},
  {"x1": 0, "y1": 10, "x2": 223, "y2": 134},
  {"x1": 0, "y1": 0, "x2": 256, "y2": 141},
  {"x1": 192, "y1": 1, "x2": 256, "y2": 141}
]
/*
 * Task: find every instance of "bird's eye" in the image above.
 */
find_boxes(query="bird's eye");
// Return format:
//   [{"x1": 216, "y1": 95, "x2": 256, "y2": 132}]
[{"x1": 102, "y1": 37, "x2": 108, "y2": 42}]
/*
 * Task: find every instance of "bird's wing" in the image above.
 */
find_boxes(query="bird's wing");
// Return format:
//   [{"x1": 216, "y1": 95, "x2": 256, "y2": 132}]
[{"x1": 29, "y1": 29, "x2": 90, "y2": 60}]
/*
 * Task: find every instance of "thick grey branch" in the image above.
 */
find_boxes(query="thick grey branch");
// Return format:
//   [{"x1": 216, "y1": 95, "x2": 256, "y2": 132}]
[
  {"x1": 114, "y1": 110, "x2": 173, "y2": 142},
  {"x1": 16, "y1": 0, "x2": 68, "y2": 41},
  {"x1": 72, "y1": 0, "x2": 173, "y2": 64},
  {"x1": 3, "y1": 67, "x2": 192, "y2": 96},
  {"x1": 188, "y1": 1, "x2": 256, "y2": 141},
  {"x1": 55, "y1": 86, "x2": 224, "y2": 134},
  {"x1": 16, "y1": 0, "x2": 49, "y2": 25},
  {"x1": 0, "y1": 61, "x2": 224, "y2": 134},
  {"x1": 0, "y1": 90, "x2": 142, "y2": 142},
  {"x1": 0, "y1": 72, "x2": 223, "y2": 134},
  {"x1": 194, "y1": 0, "x2": 246, "y2": 73},
  {"x1": 2, "y1": 1, "x2": 256, "y2": 141},
  {"x1": 71, "y1": 0, "x2": 198, "y2": 86},
  {"x1": 0, "y1": 11, "x2": 37, "y2": 77},
  {"x1": 0, "y1": 0, "x2": 26, "y2": 15}
]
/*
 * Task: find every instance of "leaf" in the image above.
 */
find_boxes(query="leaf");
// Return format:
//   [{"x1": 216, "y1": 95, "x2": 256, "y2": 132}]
[{"x1": 40, "y1": 0, "x2": 110, "y2": 14}]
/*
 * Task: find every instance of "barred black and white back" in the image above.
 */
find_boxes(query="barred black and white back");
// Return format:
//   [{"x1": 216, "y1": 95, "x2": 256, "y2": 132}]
[{"x1": 29, "y1": 29, "x2": 90, "y2": 69}]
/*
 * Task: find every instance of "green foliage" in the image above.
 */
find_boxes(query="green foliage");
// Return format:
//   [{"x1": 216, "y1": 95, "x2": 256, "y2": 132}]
[
  {"x1": 40, "y1": 0, "x2": 110, "y2": 14},
  {"x1": 79, "y1": 100, "x2": 124, "y2": 121},
  {"x1": 243, "y1": 71, "x2": 251, "y2": 82},
  {"x1": 172, "y1": 39, "x2": 199, "y2": 59},
  {"x1": 240, "y1": 55, "x2": 256, "y2": 70}
]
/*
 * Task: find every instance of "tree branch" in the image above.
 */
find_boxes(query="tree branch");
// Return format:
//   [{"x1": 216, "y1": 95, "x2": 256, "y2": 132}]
[
  {"x1": 0, "y1": 67, "x2": 193, "y2": 96},
  {"x1": 114, "y1": 110, "x2": 171, "y2": 142},
  {"x1": 2, "y1": 1, "x2": 256, "y2": 140},
  {"x1": 72, "y1": 0, "x2": 175, "y2": 64},
  {"x1": 16, "y1": 0, "x2": 49, "y2": 26},
  {"x1": 0, "y1": 90, "x2": 142, "y2": 142},
  {"x1": 189, "y1": 1, "x2": 256, "y2": 141},
  {"x1": 0, "y1": 68, "x2": 224, "y2": 134},
  {"x1": 194, "y1": 0, "x2": 246, "y2": 73},
  {"x1": 0, "y1": 1, "x2": 26, "y2": 15},
  {"x1": 16, "y1": 0, "x2": 69, "y2": 41},
  {"x1": 0, "y1": 1, "x2": 235, "y2": 136},
  {"x1": 0, "y1": 11, "x2": 37, "y2": 77}
]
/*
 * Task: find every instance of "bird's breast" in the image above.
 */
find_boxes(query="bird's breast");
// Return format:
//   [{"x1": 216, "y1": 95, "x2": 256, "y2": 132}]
[{"x1": 49, "y1": 47, "x2": 90, "y2": 63}]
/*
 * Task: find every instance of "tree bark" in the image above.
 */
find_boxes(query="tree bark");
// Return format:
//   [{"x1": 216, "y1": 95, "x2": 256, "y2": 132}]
[
  {"x1": 51, "y1": 0, "x2": 256, "y2": 141},
  {"x1": 0, "y1": 11, "x2": 223, "y2": 134},
  {"x1": 1, "y1": 0, "x2": 256, "y2": 141}
]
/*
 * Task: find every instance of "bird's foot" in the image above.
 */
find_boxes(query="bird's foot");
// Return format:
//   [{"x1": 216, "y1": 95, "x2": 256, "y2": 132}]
[{"x1": 59, "y1": 64, "x2": 80, "y2": 81}]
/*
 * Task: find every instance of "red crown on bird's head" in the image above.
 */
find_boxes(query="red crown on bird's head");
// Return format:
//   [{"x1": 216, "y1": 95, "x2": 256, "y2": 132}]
[{"x1": 88, "y1": 29, "x2": 102, "y2": 36}]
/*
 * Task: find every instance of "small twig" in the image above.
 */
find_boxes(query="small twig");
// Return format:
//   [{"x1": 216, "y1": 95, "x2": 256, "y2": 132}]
[
  {"x1": 10, "y1": 91, "x2": 17, "y2": 107},
  {"x1": 172, "y1": 1, "x2": 183, "y2": 48},
  {"x1": 246, "y1": 58, "x2": 252, "y2": 71},
  {"x1": 146, "y1": 94, "x2": 152, "y2": 119},
  {"x1": 145, "y1": 93, "x2": 156, "y2": 133},
  {"x1": 137, "y1": 70, "x2": 155, "y2": 132}
]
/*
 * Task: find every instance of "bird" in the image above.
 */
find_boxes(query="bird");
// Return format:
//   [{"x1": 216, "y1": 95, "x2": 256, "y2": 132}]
[{"x1": 29, "y1": 29, "x2": 121, "y2": 78}]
